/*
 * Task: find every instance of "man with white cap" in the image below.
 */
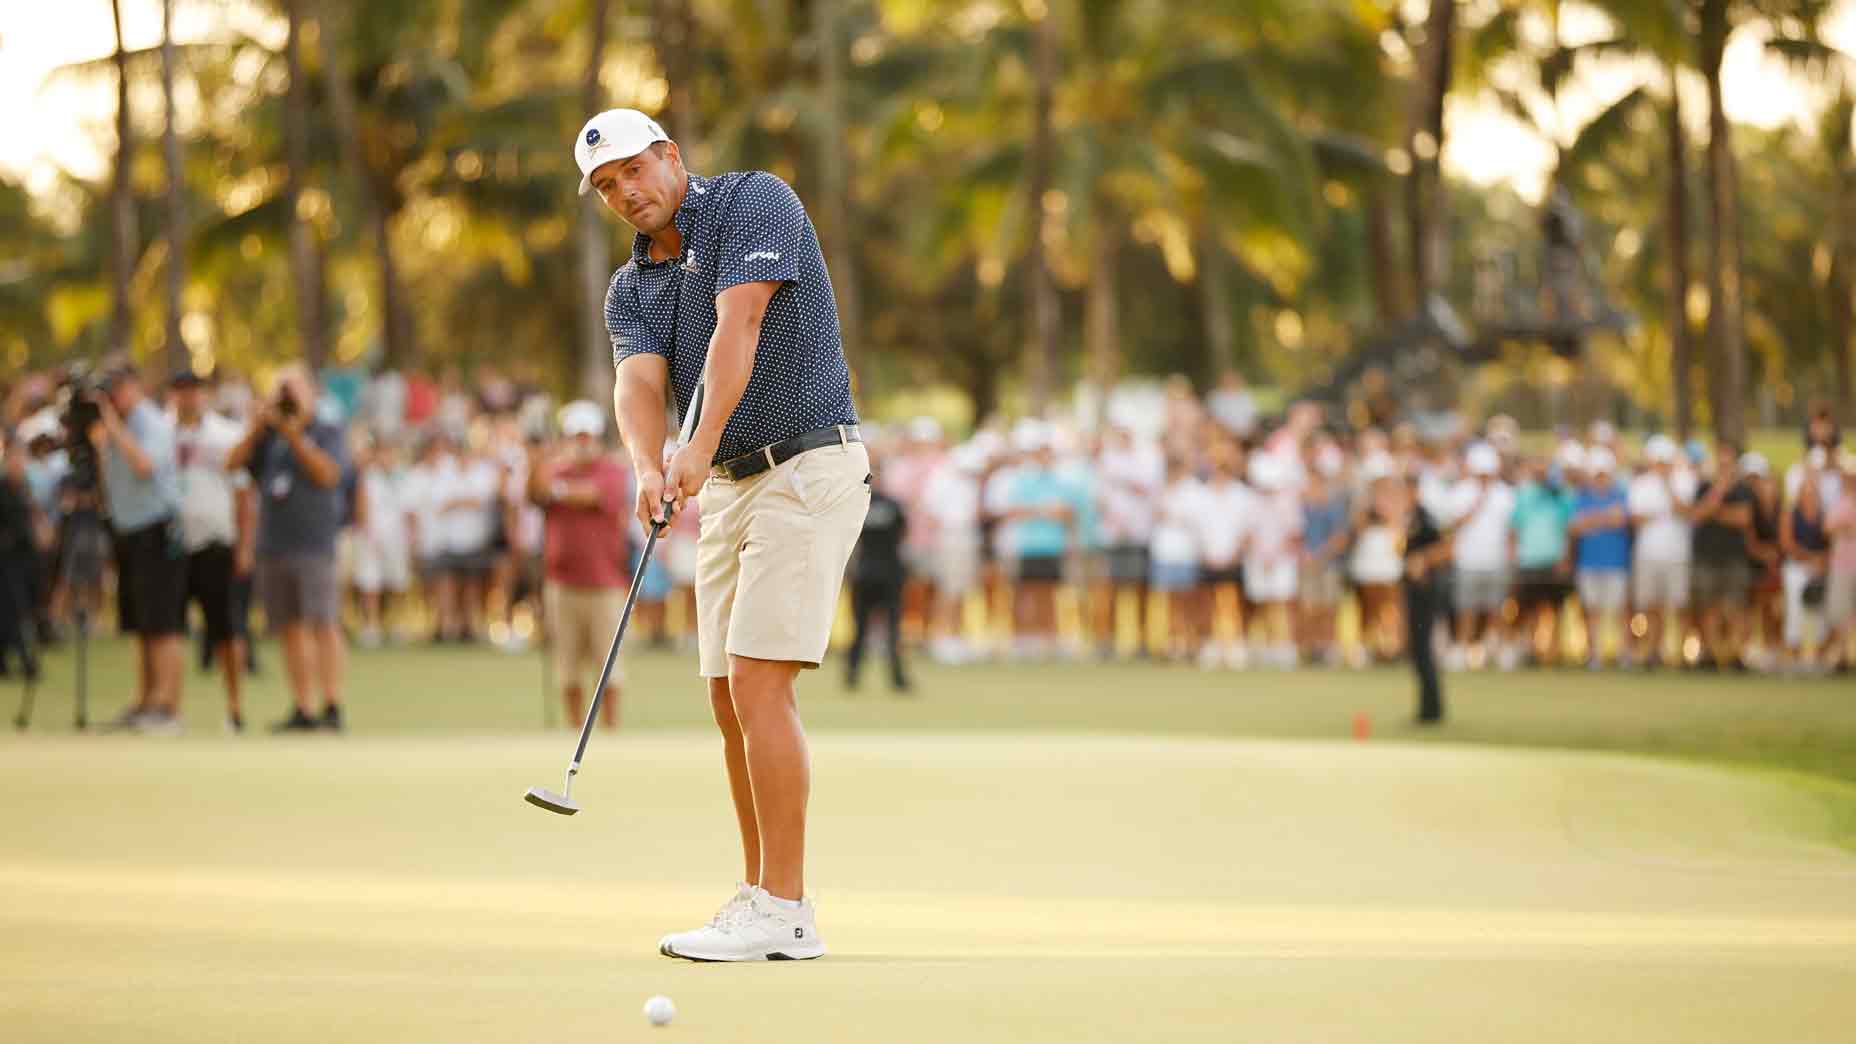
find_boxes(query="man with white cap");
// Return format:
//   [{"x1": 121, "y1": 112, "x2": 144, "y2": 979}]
[
  {"x1": 1443, "y1": 442, "x2": 1516, "y2": 668},
  {"x1": 579, "y1": 108, "x2": 868, "y2": 960},
  {"x1": 1627, "y1": 434, "x2": 1695, "y2": 666},
  {"x1": 527, "y1": 401, "x2": 632, "y2": 730}
]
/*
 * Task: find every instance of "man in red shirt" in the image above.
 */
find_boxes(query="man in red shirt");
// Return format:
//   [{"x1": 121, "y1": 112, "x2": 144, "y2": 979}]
[{"x1": 527, "y1": 401, "x2": 633, "y2": 728}]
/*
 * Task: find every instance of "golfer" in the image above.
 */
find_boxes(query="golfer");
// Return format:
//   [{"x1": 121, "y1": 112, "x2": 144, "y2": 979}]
[{"x1": 576, "y1": 108, "x2": 869, "y2": 961}]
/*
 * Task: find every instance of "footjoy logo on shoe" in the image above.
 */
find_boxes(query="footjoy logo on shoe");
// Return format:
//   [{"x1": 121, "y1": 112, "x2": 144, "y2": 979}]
[
  {"x1": 794, "y1": 928, "x2": 803, "y2": 938},
  {"x1": 745, "y1": 251, "x2": 781, "y2": 263}
]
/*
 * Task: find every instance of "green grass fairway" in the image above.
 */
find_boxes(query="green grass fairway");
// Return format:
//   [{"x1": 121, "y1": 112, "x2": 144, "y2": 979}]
[{"x1": 4, "y1": 640, "x2": 1856, "y2": 1041}]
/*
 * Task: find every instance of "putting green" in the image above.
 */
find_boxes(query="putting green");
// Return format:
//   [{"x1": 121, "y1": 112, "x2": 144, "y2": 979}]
[{"x1": 3, "y1": 731, "x2": 1854, "y2": 1042}]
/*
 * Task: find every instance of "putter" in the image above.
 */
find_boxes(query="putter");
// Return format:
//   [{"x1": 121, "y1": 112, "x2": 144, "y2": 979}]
[{"x1": 525, "y1": 369, "x2": 706, "y2": 816}]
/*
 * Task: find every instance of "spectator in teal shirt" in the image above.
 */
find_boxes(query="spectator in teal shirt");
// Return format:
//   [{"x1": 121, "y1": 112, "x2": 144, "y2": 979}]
[
  {"x1": 1509, "y1": 455, "x2": 1575, "y2": 666},
  {"x1": 1004, "y1": 432, "x2": 1079, "y2": 657}
]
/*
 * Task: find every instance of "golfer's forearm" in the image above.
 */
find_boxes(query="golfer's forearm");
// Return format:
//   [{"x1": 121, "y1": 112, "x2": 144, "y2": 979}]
[
  {"x1": 691, "y1": 318, "x2": 756, "y2": 450},
  {"x1": 615, "y1": 358, "x2": 670, "y2": 476}
]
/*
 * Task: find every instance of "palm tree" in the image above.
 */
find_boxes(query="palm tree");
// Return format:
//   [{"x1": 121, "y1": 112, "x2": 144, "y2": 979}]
[
  {"x1": 812, "y1": 0, "x2": 863, "y2": 382},
  {"x1": 109, "y1": 0, "x2": 136, "y2": 358},
  {"x1": 577, "y1": 0, "x2": 613, "y2": 400},
  {"x1": 160, "y1": 0, "x2": 187, "y2": 370},
  {"x1": 283, "y1": 0, "x2": 328, "y2": 369},
  {"x1": 1024, "y1": 5, "x2": 1060, "y2": 414},
  {"x1": 1405, "y1": 0, "x2": 1457, "y2": 308}
]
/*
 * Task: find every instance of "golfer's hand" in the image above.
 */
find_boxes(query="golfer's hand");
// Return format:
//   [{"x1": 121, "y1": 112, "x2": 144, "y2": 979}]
[
  {"x1": 663, "y1": 439, "x2": 715, "y2": 519},
  {"x1": 634, "y1": 468, "x2": 668, "y2": 529}
]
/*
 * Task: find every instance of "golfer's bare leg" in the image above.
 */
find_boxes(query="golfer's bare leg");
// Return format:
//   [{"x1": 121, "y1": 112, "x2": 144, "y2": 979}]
[
  {"x1": 723, "y1": 656, "x2": 809, "y2": 900},
  {"x1": 708, "y1": 678, "x2": 760, "y2": 887}
]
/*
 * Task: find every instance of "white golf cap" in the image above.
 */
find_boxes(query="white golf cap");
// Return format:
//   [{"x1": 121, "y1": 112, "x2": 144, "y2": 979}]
[
  {"x1": 1738, "y1": 451, "x2": 1769, "y2": 477},
  {"x1": 558, "y1": 400, "x2": 606, "y2": 438},
  {"x1": 1555, "y1": 441, "x2": 1587, "y2": 473},
  {"x1": 1586, "y1": 446, "x2": 1617, "y2": 474},
  {"x1": 574, "y1": 109, "x2": 670, "y2": 196},
  {"x1": 1644, "y1": 434, "x2": 1677, "y2": 463},
  {"x1": 1465, "y1": 442, "x2": 1501, "y2": 477}
]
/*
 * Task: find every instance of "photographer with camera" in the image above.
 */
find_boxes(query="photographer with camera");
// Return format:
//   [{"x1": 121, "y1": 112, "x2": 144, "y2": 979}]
[
  {"x1": 227, "y1": 366, "x2": 351, "y2": 733},
  {"x1": 93, "y1": 366, "x2": 188, "y2": 733}
]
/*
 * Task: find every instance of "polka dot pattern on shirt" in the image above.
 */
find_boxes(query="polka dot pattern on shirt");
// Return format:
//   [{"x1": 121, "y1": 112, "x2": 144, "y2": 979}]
[{"x1": 606, "y1": 171, "x2": 859, "y2": 464}]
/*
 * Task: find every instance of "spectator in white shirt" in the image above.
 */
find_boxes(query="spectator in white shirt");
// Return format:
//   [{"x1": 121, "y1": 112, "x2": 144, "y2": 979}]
[
  {"x1": 352, "y1": 435, "x2": 413, "y2": 647},
  {"x1": 1094, "y1": 426, "x2": 1163, "y2": 658},
  {"x1": 1447, "y1": 442, "x2": 1517, "y2": 668},
  {"x1": 1150, "y1": 455, "x2": 1204, "y2": 662},
  {"x1": 921, "y1": 445, "x2": 985, "y2": 663},
  {"x1": 1627, "y1": 435, "x2": 1695, "y2": 665},
  {"x1": 1193, "y1": 441, "x2": 1253, "y2": 667},
  {"x1": 1244, "y1": 451, "x2": 1303, "y2": 667},
  {"x1": 170, "y1": 371, "x2": 255, "y2": 731}
]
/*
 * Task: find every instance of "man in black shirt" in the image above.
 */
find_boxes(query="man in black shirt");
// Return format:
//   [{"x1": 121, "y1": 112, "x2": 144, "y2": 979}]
[
  {"x1": 1395, "y1": 473, "x2": 1450, "y2": 724},
  {"x1": 1689, "y1": 443, "x2": 1753, "y2": 667},
  {"x1": 845, "y1": 483, "x2": 910, "y2": 693}
]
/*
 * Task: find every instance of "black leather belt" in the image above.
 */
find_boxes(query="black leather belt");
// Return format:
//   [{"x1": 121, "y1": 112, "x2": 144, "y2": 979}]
[{"x1": 711, "y1": 424, "x2": 861, "y2": 481}]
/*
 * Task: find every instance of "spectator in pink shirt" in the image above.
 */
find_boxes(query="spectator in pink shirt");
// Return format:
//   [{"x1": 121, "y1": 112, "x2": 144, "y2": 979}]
[{"x1": 527, "y1": 401, "x2": 633, "y2": 729}]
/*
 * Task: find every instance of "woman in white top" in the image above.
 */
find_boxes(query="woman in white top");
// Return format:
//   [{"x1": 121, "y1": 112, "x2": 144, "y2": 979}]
[
  {"x1": 1150, "y1": 456, "x2": 1206, "y2": 662},
  {"x1": 1349, "y1": 454, "x2": 1405, "y2": 661},
  {"x1": 439, "y1": 430, "x2": 505, "y2": 643}
]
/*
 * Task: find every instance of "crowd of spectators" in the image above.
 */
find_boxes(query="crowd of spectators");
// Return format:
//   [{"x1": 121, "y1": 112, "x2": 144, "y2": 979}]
[
  {"x1": 2, "y1": 360, "x2": 1853, "y2": 739},
  {"x1": 867, "y1": 383, "x2": 1856, "y2": 676}
]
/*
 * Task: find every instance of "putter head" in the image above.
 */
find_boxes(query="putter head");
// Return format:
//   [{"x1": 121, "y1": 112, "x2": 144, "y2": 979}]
[{"x1": 524, "y1": 786, "x2": 580, "y2": 815}]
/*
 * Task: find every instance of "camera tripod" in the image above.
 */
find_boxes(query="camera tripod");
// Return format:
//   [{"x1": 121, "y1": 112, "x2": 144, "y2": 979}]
[{"x1": 13, "y1": 505, "x2": 107, "y2": 731}]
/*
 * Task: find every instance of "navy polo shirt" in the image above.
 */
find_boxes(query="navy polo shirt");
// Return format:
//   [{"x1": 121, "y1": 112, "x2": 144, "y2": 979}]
[{"x1": 606, "y1": 171, "x2": 859, "y2": 464}]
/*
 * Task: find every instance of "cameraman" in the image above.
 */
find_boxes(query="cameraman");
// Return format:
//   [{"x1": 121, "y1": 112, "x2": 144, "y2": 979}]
[
  {"x1": 227, "y1": 366, "x2": 351, "y2": 733},
  {"x1": 94, "y1": 366, "x2": 187, "y2": 733}
]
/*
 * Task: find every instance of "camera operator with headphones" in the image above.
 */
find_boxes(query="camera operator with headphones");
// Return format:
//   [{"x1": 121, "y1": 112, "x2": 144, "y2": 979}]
[{"x1": 92, "y1": 365, "x2": 188, "y2": 733}]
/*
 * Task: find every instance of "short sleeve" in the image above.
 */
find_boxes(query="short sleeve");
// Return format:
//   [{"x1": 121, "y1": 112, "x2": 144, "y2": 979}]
[
  {"x1": 605, "y1": 268, "x2": 665, "y2": 368},
  {"x1": 714, "y1": 173, "x2": 806, "y2": 295}
]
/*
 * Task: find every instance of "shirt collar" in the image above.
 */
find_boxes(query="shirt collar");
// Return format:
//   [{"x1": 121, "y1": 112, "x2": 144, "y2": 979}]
[{"x1": 630, "y1": 172, "x2": 712, "y2": 267}]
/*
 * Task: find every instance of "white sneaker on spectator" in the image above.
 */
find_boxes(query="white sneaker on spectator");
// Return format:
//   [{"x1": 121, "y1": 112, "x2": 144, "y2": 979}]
[
  {"x1": 658, "y1": 882, "x2": 757, "y2": 958},
  {"x1": 1443, "y1": 645, "x2": 1468, "y2": 672},
  {"x1": 660, "y1": 888, "x2": 826, "y2": 962},
  {"x1": 1495, "y1": 644, "x2": 1522, "y2": 672},
  {"x1": 135, "y1": 709, "x2": 183, "y2": 736}
]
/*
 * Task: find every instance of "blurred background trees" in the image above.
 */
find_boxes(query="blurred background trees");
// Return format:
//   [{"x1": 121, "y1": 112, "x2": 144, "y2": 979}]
[{"x1": 5, "y1": 0, "x2": 1854, "y2": 434}]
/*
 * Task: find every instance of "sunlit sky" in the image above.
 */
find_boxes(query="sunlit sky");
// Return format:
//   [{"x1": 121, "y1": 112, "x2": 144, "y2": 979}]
[{"x1": 2, "y1": 1, "x2": 1853, "y2": 207}]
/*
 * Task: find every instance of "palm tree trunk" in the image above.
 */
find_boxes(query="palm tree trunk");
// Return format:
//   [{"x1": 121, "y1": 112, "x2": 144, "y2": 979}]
[
  {"x1": 109, "y1": 0, "x2": 136, "y2": 357},
  {"x1": 1084, "y1": 210, "x2": 1120, "y2": 403},
  {"x1": 1699, "y1": 0, "x2": 1746, "y2": 445},
  {"x1": 1664, "y1": 61, "x2": 1693, "y2": 439},
  {"x1": 577, "y1": 0, "x2": 614, "y2": 401},
  {"x1": 321, "y1": 2, "x2": 416, "y2": 368},
  {"x1": 1405, "y1": 0, "x2": 1455, "y2": 307},
  {"x1": 1364, "y1": 175, "x2": 1402, "y2": 324},
  {"x1": 1198, "y1": 228, "x2": 1237, "y2": 379},
  {"x1": 284, "y1": 0, "x2": 328, "y2": 370},
  {"x1": 1024, "y1": 8, "x2": 1061, "y2": 414},
  {"x1": 160, "y1": 0, "x2": 187, "y2": 370},
  {"x1": 813, "y1": 0, "x2": 863, "y2": 387},
  {"x1": 654, "y1": 0, "x2": 698, "y2": 152}
]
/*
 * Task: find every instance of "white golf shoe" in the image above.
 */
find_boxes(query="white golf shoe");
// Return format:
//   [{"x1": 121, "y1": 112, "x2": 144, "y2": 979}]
[
  {"x1": 658, "y1": 882, "x2": 757, "y2": 957},
  {"x1": 658, "y1": 887, "x2": 826, "y2": 962}
]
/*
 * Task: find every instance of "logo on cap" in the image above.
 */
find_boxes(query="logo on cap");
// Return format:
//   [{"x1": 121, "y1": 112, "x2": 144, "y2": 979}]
[{"x1": 585, "y1": 127, "x2": 602, "y2": 147}]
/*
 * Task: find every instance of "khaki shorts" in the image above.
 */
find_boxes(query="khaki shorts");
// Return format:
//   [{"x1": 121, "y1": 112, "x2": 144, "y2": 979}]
[
  {"x1": 695, "y1": 441, "x2": 871, "y2": 678},
  {"x1": 545, "y1": 584, "x2": 626, "y2": 686}
]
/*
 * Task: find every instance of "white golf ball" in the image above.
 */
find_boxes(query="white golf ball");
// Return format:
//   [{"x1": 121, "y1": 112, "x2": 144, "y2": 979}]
[{"x1": 643, "y1": 994, "x2": 676, "y2": 1027}]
